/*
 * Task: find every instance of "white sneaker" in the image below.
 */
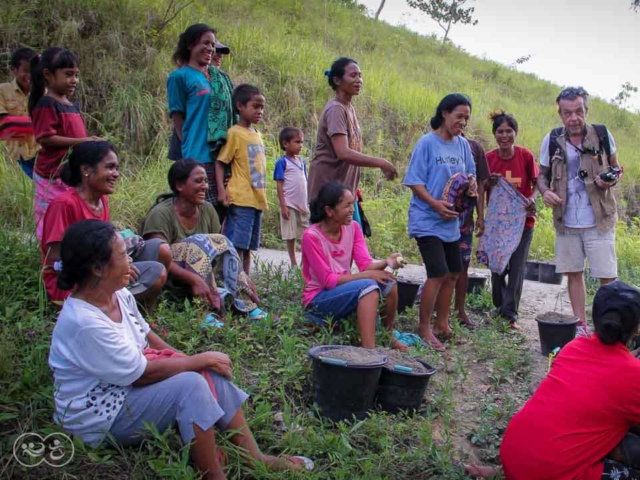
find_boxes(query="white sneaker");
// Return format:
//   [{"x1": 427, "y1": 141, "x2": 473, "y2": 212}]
[{"x1": 575, "y1": 323, "x2": 589, "y2": 338}]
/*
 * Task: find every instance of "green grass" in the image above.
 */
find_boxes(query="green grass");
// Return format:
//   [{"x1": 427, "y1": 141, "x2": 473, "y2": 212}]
[
  {"x1": 0, "y1": 0, "x2": 638, "y2": 477},
  {"x1": 2, "y1": 0, "x2": 639, "y2": 265},
  {"x1": 0, "y1": 232, "x2": 533, "y2": 478}
]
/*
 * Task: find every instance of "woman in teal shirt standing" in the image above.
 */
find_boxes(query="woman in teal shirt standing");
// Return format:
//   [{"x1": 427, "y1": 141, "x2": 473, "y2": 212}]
[{"x1": 167, "y1": 23, "x2": 236, "y2": 221}]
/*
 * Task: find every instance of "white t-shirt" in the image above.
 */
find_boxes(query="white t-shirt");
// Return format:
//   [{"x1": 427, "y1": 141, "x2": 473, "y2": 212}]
[
  {"x1": 48, "y1": 289, "x2": 150, "y2": 446},
  {"x1": 539, "y1": 129, "x2": 617, "y2": 229}
]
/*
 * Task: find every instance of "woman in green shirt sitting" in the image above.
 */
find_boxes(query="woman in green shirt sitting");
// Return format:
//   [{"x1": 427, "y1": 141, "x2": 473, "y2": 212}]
[{"x1": 143, "y1": 160, "x2": 266, "y2": 322}]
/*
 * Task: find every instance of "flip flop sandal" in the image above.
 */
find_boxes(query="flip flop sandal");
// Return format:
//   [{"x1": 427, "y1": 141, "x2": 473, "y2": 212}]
[
  {"x1": 248, "y1": 307, "x2": 268, "y2": 321},
  {"x1": 291, "y1": 456, "x2": 315, "y2": 471},
  {"x1": 201, "y1": 313, "x2": 225, "y2": 330}
]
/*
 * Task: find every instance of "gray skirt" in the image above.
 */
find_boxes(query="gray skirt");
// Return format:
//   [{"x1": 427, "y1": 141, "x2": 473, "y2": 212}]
[{"x1": 108, "y1": 370, "x2": 248, "y2": 446}]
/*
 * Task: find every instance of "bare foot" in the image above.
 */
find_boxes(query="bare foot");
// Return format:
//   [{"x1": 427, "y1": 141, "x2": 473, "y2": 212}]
[
  {"x1": 390, "y1": 339, "x2": 410, "y2": 352},
  {"x1": 464, "y1": 463, "x2": 502, "y2": 479},
  {"x1": 260, "y1": 455, "x2": 305, "y2": 472},
  {"x1": 433, "y1": 327, "x2": 453, "y2": 339},
  {"x1": 456, "y1": 310, "x2": 477, "y2": 329},
  {"x1": 456, "y1": 309, "x2": 470, "y2": 323},
  {"x1": 418, "y1": 329, "x2": 446, "y2": 352}
]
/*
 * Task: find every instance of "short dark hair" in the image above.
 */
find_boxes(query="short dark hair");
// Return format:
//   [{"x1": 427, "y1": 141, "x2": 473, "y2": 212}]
[
  {"x1": 430, "y1": 93, "x2": 472, "y2": 130},
  {"x1": 154, "y1": 159, "x2": 203, "y2": 204},
  {"x1": 556, "y1": 86, "x2": 589, "y2": 107},
  {"x1": 57, "y1": 220, "x2": 118, "y2": 291},
  {"x1": 29, "y1": 47, "x2": 79, "y2": 114},
  {"x1": 172, "y1": 23, "x2": 217, "y2": 66},
  {"x1": 279, "y1": 127, "x2": 303, "y2": 150},
  {"x1": 309, "y1": 181, "x2": 350, "y2": 224},
  {"x1": 489, "y1": 110, "x2": 519, "y2": 135},
  {"x1": 232, "y1": 84, "x2": 263, "y2": 109},
  {"x1": 60, "y1": 141, "x2": 117, "y2": 187},
  {"x1": 325, "y1": 57, "x2": 358, "y2": 91},
  {"x1": 10, "y1": 47, "x2": 36, "y2": 68}
]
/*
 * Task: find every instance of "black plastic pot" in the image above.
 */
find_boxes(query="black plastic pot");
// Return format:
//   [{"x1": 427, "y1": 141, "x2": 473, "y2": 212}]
[
  {"x1": 397, "y1": 280, "x2": 421, "y2": 313},
  {"x1": 535, "y1": 312, "x2": 579, "y2": 356},
  {"x1": 308, "y1": 345, "x2": 386, "y2": 422},
  {"x1": 524, "y1": 261, "x2": 541, "y2": 281},
  {"x1": 538, "y1": 262, "x2": 563, "y2": 285},
  {"x1": 376, "y1": 360, "x2": 436, "y2": 414},
  {"x1": 467, "y1": 275, "x2": 488, "y2": 294}
]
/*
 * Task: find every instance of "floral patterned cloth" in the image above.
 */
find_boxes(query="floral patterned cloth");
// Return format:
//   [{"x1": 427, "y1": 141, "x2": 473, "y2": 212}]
[
  {"x1": 170, "y1": 234, "x2": 259, "y2": 314},
  {"x1": 603, "y1": 459, "x2": 640, "y2": 479},
  {"x1": 442, "y1": 172, "x2": 478, "y2": 220},
  {"x1": 476, "y1": 177, "x2": 529, "y2": 275}
]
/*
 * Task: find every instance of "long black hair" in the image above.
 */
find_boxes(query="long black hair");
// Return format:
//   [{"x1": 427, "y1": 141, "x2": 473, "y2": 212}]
[
  {"x1": 309, "y1": 181, "x2": 350, "y2": 224},
  {"x1": 489, "y1": 110, "x2": 519, "y2": 135},
  {"x1": 29, "y1": 47, "x2": 79, "y2": 114},
  {"x1": 430, "y1": 93, "x2": 472, "y2": 130},
  {"x1": 154, "y1": 159, "x2": 202, "y2": 204},
  {"x1": 57, "y1": 220, "x2": 118, "y2": 291},
  {"x1": 324, "y1": 57, "x2": 358, "y2": 91},
  {"x1": 172, "y1": 23, "x2": 217, "y2": 66},
  {"x1": 60, "y1": 141, "x2": 117, "y2": 187}
]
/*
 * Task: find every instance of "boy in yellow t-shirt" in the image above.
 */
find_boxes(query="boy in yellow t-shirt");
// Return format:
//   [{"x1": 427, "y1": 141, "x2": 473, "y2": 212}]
[
  {"x1": 216, "y1": 84, "x2": 267, "y2": 276},
  {"x1": 0, "y1": 47, "x2": 39, "y2": 178}
]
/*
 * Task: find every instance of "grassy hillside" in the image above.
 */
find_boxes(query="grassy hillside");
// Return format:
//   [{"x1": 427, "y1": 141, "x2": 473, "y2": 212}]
[
  {"x1": 1, "y1": 2, "x2": 640, "y2": 478},
  {"x1": 1, "y1": 0, "x2": 639, "y2": 269}
]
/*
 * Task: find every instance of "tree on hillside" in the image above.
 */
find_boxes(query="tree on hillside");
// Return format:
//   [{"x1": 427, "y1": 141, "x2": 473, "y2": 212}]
[
  {"x1": 374, "y1": 0, "x2": 386, "y2": 20},
  {"x1": 633, "y1": 0, "x2": 639, "y2": 11},
  {"x1": 406, "y1": 0, "x2": 478, "y2": 44},
  {"x1": 613, "y1": 82, "x2": 639, "y2": 110}
]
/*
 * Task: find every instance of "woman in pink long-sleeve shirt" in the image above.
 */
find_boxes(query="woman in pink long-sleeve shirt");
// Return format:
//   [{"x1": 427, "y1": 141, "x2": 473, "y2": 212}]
[{"x1": 301, "y1": 181, "x2": 407, "y2": 351}]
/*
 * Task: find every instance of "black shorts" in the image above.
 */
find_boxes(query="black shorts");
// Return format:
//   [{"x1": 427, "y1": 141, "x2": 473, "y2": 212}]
[{"x1": 416, "y1": 236, "x2": 463, "y2": 279}]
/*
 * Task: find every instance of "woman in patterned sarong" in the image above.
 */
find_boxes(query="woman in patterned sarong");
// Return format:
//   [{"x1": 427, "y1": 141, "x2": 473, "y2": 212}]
[{"x1": 143, "y1": 159, "x2": 266, "y2": 321}]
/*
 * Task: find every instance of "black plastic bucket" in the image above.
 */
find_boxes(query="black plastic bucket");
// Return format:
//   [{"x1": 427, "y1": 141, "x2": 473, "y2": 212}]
[
  {"x1": 376, "y1": 360, "x2": 436, "y2": 414},
  {"x1": 538, "y1": 262, "x2": 563, "y2": 285},
  {"x1": 535, "y1": 312, "x2": 579, "y2": 356},
  {"x1": 466, "y1": 275, "x2": 488, "y2": 294},
  {"x1": 524, "y1": 261, "x2": 541, "y2": 281},
  {"x1": 308, "y1": 345, "x2": 386, "y2": 422},
  {"x1": 397, "y1": 280, "x2": 421, "y2": 313}
]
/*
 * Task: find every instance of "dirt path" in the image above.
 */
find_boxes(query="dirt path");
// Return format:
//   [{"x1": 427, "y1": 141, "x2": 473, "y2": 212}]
[{"x1": 253, "y1": 248, "x2": 572, "y2": 391}]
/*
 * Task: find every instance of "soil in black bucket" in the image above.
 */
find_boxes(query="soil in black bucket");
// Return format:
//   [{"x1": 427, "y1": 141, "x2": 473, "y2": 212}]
[
  {"x1": 525, "y1": 261, "x2": 540, "y2": 281},
  {"x1": 319, "y1": 346, "x2": 387, "y2": 365},
  {"x1": 309, "y1": 345, "x2": 386, "y2": 422},
  {"x1": 467, "y1": 275, "x2": 488, "y2": 294},
  {"x1": 397, "y1": 280, "x2": 421, "y2": 314},
  {"x1": 538, "y1": 261, "x2": 563, "y2": 285},
  {"x1": 375, "y1": 348, "x2": 435, "y2": 414},
  {"x1": 377, "y1": 349, "x2": 430, "y2": 374},
  {"x1": 535, "y1": 312, "x2": 579, "y2": 356}
]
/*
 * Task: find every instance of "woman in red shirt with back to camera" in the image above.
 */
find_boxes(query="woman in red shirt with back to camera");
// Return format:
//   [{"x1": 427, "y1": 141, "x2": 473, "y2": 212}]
[
  {"x1": 485, "y1": 111, "x2": 538, "y2": 327},
  {"x1": 467, "y1": 281, "x2": 640, "y2": 480}
]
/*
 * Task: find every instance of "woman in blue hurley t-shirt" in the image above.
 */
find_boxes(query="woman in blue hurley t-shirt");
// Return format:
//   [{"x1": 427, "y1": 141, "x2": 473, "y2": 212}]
[{"x1": 403, "y1": 94, "x2": 476, "y2": 352}]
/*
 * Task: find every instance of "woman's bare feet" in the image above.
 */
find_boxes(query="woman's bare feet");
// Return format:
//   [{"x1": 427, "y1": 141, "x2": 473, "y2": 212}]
[
  {"x1": 464, "y1": 463, "x2": 502, "y2": 479},
  {"x1": 433, "y1": 327, "x2": 453, "y2": 340},
  {"x1": 418, "y1": 328, "x2": 446, "y2": 352},
  {"x1": 390, "y1": 338, "x2": 410, "y2": 352},
  {"x1": 260, "y1": 454, "x2": 306, "y2": 472}
]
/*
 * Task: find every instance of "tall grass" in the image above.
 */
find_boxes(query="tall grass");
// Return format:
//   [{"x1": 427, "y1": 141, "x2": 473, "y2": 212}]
[{"x1": 0, "y1": 0, "x2": 638, "y2": 270}]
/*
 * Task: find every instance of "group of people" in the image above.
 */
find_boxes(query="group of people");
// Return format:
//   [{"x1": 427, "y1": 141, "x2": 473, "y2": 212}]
[{"x1": 0, "y1": 19, "x2": 630, "y2": 480}]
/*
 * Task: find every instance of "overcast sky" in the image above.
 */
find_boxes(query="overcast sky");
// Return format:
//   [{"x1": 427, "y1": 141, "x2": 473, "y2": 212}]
[{"x1": 359, "y1": 0, "x2": 640, "y2": 110}]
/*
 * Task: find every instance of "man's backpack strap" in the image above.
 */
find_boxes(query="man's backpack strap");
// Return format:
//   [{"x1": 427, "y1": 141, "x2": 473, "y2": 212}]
[
  {"x1": 546, "y1": 127, "x2": 564, "y2": 182},
  {"x1": 592, "y1": 124, "x2": 611, "y2": 157}
]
